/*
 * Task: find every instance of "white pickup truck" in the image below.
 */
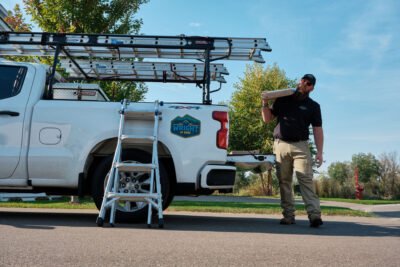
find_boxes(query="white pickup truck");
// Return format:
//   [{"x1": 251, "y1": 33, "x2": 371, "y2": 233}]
[{"x1": 0, "y1": 32, "x2": 275, "y2": 221}]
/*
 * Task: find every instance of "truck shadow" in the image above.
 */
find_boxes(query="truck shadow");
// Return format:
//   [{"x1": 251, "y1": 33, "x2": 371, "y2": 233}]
[
  {"x1": 1, "y1": 210, "x2": 399, "y2": 237},
  {"x1": 372, "y1": 211, "x2": 400, "y2": 218},
  {"x1": 163, "y1": 214, "x2": 400, "y2": 237}
]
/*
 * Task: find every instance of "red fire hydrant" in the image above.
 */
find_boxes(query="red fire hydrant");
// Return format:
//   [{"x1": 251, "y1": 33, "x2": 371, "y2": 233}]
[{"x1": 355, "y1": 165, "x2": 364, "y2": 200}]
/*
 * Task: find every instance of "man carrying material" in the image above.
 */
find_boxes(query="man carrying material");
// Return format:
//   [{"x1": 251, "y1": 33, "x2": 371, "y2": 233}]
[{"x1": 261, "y1": 74, "x2": 324, "y2": 227}]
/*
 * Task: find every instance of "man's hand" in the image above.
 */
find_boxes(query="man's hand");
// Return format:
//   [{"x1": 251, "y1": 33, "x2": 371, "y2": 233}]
[{"x1": 315, "y1": 151, "x2": 323, "y2": 168}]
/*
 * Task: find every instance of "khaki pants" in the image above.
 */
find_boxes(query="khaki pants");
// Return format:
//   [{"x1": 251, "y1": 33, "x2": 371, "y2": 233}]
[{"x1": 273, "y1": 139, "x2": 321, "y2": 219}]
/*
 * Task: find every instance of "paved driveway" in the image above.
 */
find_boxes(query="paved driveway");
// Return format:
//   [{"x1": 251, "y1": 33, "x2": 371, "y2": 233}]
[{"x1": 1, "y1": 207, "x2": 399, "y2": 266}]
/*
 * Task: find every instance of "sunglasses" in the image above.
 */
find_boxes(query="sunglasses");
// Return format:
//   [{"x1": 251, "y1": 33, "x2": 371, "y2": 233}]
[{"x1": 306, "y1": 82, "x2": 313, "y2": 86}]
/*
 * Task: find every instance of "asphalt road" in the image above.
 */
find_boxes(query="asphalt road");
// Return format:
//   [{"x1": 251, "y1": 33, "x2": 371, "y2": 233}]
[{"x1": 1, "y1": 208, "x2": 399, "y2": 266}]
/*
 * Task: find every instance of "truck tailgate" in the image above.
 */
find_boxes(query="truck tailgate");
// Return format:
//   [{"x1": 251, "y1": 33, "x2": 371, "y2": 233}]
[{"x1": 226, "y1": 154, "x2": 275, "y2": 173}]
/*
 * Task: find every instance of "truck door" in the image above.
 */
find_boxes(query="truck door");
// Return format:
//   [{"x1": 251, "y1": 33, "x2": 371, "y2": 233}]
[{"x1": 0, "y1": 65, "x2": 29, "y2": 178}]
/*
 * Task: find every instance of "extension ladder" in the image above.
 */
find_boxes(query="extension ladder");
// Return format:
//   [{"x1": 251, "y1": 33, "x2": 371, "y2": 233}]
[{"x1": 96, "y1": 99, "x2": 164, "y2": 228}]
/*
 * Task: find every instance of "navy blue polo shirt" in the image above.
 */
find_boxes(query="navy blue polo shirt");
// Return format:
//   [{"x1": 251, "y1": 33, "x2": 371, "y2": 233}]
[{"x1": 271, "y1": 94, "x2": 322, "y2": 142}]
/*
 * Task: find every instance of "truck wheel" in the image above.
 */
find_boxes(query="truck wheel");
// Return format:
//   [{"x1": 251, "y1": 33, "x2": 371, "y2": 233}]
[{"x1": 91, "y1": 149, "x2": 171, "y2": 223}]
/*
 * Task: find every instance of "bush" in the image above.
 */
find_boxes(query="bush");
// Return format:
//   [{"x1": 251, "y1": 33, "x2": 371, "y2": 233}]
[
  {"x1": 239, "y1": 179, "x2": 266, "y2": 196},
  {"x1": 313, "y1": 179, "x2": 321, "y2": 196},
  {"x1": 339, "y1": 183, "x2": 355, "y2": 199},
  {"x1": 236, "y1": 171, "x2": 280, "y2": 197}
]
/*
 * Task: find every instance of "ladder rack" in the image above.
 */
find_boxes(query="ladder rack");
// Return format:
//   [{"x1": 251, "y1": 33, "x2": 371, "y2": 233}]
[
  {"x1": 59, "y1": 60, "x2": 228, "y2": 83},
  {"x1": 0, "y1": 31, "x2": 272, "y2": 104}
]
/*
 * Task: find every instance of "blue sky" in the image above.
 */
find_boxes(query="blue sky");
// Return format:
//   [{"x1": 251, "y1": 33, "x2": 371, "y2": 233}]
[{"x1": 2, "y1": 0, "x2": 400, "y2": 173}]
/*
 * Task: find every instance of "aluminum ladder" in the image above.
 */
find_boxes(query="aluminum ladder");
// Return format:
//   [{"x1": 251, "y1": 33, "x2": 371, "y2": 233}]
[{"x1": 96, "y1": 99, "x2": 164, "y2": 228}]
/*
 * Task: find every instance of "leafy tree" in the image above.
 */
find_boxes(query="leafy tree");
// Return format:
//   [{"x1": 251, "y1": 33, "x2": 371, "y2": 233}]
[
  {"x1": 3, "y1": 5, "x2": 36, "y2": 63},
  {"x1": 8, "y1": 0, "x2": 149, "y2": 102},
  {"x1": 351, "y1": 153, "x2": 381, "y2": 183},
  {"x1": 328, "y1": 161, "x2": 351, "y2": 185},
  {"x1": 5, "y1": 4, "x2": 31, "y2": 31},
  {"x1": 229, "y1": 63, "x2": 297, "y2": 154},
  {"x1": 379, "y1": 151, "x2": 400, "y2": 198},
  {"x1": 23, "y1": 0, "x2": 147, "y2": 34}
]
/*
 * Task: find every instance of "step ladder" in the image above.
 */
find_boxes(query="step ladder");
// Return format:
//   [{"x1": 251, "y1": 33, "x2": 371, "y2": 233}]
[{"x1": 96, "y1": 99, "x2": 164, "y2": 228}]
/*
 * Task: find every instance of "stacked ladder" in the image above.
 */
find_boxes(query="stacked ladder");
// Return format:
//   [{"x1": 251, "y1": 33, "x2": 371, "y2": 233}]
[
  {"x1": 0, "y1": 31, "x2": 272, "y2": 104},
  {"x1": 96, "y1": 99, "x2": 164, "y2": 228}
]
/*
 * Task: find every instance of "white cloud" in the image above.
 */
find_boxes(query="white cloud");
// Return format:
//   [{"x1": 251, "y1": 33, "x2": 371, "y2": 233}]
[
  {"x1": 339, "y1": 1, "x2": 399, "y2": 66},
  {"x1": 189, "y1": 22, "x2": 201, "y2": 27}
]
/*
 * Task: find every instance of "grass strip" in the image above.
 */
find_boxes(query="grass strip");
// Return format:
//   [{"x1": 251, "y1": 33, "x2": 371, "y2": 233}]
[
  {"x1": 0, "y1": 198, "x2": 376, "y2": 217},
  {"x1": 319, "y1": 198, "x2": 400, "y2": 205},
  {"x1": 0, "y1": 198, "x2": 96, "y2": 209},
  {"x1": 213, "y1": 194, "x2": 400, "y2": 205},
  {"x1": 169, "y1": 201, "x2": 375, "y2": 217}
]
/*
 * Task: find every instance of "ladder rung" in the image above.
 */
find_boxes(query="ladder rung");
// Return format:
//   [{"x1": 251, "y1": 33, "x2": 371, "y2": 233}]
[
  {"x1": 116, "y1": 162, "x2": 155, "y2": 172},
  {"x1": 124, "y1": 110, "x2": 156, "y2": 119},
  {"x1": 121, "y1": 135, "x2": 155, "y2": 144},
  {"x1": 106, "y1": 192, "x2": 159, "y2": 201}
]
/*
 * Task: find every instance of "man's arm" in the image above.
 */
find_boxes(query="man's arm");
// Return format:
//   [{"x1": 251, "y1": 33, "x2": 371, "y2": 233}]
[
  {"x1": 313, "y1": 126, "x2": 324, "y2": 168},
  {"x1": 262, "y1": 99, "x2": 275, "y2": 122}
]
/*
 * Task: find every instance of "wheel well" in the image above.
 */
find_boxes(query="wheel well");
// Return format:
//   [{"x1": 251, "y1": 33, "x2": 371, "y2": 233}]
[{"x1": 83, "y1": 138, "x2": 176, "y2": 196}]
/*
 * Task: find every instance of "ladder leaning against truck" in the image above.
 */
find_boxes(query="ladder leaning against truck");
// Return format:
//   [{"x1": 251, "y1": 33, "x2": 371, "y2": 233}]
[{"x1": 0, "y1": 31, "x2": 275, "y2": 227}]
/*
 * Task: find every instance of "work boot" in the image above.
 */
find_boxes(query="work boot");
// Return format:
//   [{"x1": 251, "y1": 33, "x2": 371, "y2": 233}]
[
  {"x1": 309, "y1": 216, "x2": 323, "y2": 228},
  {"x1": 280, "y1": 216, "x2": 296, "y2": 225}
]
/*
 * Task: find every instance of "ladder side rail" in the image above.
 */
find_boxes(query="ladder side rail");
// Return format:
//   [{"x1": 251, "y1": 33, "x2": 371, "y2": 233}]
[
  {"x1": 146, "y1": 100, "x2": 159, "y2": 226},
  {"x1": 109, "y1": 100, "x2": 128, "y2": 225},
  {"x1": 64, "y1": 76, "x2": 226, "y2": 83},
  {"x1": 0, "y1": 31, "x2": 215, "y2": 51},
  {"x1": 153, "y1": 101, "x2": 164, "y2": 223},
  {"x1": 147, "y1": 168, "x2": 155, "y2": 226},
  {"x1": 97, "y1": 100, "x2": 126, "y2": 223},
  {"x1": 110, "y1": 99, "x2": 127, "y2": 193}
]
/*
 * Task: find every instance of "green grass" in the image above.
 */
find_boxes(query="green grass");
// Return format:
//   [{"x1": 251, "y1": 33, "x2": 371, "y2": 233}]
[
  {"x1": 319, "y1": 198, "x2": 400, "y2": 205},
  {"x1": 0, "y1": 198, "x2": 96, "y2": 209},
  {"x1": 168, "y1": 201, "x2": 375, "y2": 217},
  {"x1": 0, "y1": 198, "x2": 377, "y2": 217},
  {"x1": 214, "y1": 193, "x2": 400, "y2": 205}
]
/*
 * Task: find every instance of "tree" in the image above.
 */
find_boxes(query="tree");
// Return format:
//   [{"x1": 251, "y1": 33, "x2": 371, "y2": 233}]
[
  {"x1": 5, "y1": 4, "x2": 32, "y2": 31},
  {"x1": 229, "y1": 63, "x2": 297, "y2": 154},
  {"x1": 351, "y1": 153, "x2": 381, "y2": 183},
  {"x1": 228, "y1": 63, "x2": 297, "y2": 195},
  {"x1": 328, "y1": 161, "x2": 351, "y2": 185},
  {"x1": 23, "y1": 0, "x2": 147, "y2": 34},
  {"x1": 379, "y1": 151, "x2": 400, "y2": 198},
  {"x1": 10, "y1": 0, "x2": 149, "y2": 102}
]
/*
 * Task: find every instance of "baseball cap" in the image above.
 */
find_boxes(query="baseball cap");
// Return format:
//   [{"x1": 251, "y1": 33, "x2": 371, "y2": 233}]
[{"x1": 302, "y1": 74, "x2": 316, "y2": 86}]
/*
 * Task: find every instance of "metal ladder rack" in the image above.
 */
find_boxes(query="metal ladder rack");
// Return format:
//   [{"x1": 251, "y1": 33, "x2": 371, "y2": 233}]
[
  {"x1": 59, "y1": 59, "x2": 229, "y2": 83},
  {"x1": 0, "y1": 31, "x2": 272, "y2": 104},
  {"x1": 96, "y1": 99, "x2": 164, "y2": 228}
]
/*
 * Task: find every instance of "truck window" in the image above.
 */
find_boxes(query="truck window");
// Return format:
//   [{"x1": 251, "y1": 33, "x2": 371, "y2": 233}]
[{"x1": 0, "y1": 65, "x2": 27, "y2": 100}]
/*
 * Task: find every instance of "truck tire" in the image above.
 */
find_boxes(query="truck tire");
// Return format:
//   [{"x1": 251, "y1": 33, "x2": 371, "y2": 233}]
[{"x1": 91, "y1": 148, "x2": 171, "y2": 223}]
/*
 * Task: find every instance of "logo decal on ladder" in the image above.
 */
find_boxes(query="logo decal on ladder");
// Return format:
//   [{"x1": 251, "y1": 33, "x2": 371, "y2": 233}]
[{"x1": 170, "y1": 115, "x2": 201, "y2": 138}]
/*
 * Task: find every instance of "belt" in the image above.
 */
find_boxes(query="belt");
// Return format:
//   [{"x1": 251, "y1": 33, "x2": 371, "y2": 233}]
[{"x1": 276, "y1": 138, "x2": 307, "y2": 143}]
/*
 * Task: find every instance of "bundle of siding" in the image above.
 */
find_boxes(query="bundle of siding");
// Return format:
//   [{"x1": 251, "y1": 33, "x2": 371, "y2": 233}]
[{"x1": 261, "y1": 88, "x2": 295, "y2": 100}]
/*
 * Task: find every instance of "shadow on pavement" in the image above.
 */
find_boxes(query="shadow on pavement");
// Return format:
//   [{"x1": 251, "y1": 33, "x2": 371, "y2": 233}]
[
  {"x1": 0, "y1": 211, "x2": 97, "y2": 230},
  {"x1": 372, "y1": 211, "x2": 400, "y2": 218},
  {"x1": 1, "y1": 210, "x2": 399, "y2": 237},
  {"x1": 162, "y1": 214, "x2": 400, "y2": 237}
]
